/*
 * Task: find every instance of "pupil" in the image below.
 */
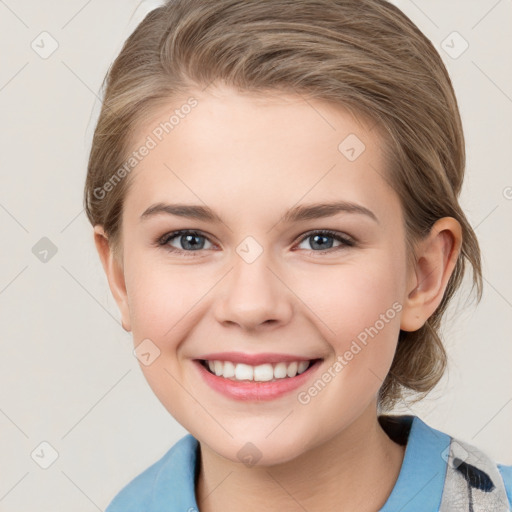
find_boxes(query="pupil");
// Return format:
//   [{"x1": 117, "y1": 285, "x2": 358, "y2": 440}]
[
  {"x1": 179, "y1": 234, "x2": 334, "y2": 251},
  {"x1": 312, "y1": 234, "x2": 332, "y2": 250},
  {"x1": 183, "y1": 234, "x2": 203, "y2": 250}
]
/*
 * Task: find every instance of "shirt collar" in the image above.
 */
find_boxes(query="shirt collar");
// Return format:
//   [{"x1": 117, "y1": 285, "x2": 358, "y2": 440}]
[
  {"x1": 148, "y1": 415, "x2": 450, "y2": 511},
  {"x1": 379, "y1": 414, "x2": 450, "y2": 511},
  {"x1": 150, "y1": 432, "x2": 199, "y2": 511}
]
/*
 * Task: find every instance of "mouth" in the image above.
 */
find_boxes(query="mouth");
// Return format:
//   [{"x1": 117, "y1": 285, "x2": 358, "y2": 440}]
[
  {"x1": 193, "y1": 356, "x2": 323, "y2": 402},
  {"x1": 197, "y1": 358, "x2": 322, "y2": 383},
  {"x1": 192, "y1": 352, "x2": 325, "y2": 401}
]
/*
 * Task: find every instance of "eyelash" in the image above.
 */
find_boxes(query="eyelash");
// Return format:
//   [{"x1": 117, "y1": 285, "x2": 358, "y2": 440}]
[{"x1": 155, "y1": 229, "x2": 356, "y2": 257}]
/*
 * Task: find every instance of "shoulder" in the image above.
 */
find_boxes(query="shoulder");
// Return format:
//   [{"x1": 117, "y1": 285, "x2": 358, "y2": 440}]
[
  {"x1": 430, "y1": 424, "x2": 512, "y2": 512},
  {"x1": 498, "y1": 463, "x2": 512, "y2": 510},
  {"x1": 378, "y1": 415, "x2": 512, "y2": 511},
  {"x1": 105, "y1": 433, "x2": 199, "y2": 512}
]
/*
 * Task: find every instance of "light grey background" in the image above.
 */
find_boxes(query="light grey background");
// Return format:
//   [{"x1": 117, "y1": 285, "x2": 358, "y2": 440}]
[{"x1": 0, "y1": 0, "x2": 511, "y2": 510}]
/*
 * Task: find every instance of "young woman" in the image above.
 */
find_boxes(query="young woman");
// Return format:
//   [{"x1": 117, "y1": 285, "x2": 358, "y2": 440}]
[{"x1": 84, "y1": 0, "x2": 512, "y2": 510}]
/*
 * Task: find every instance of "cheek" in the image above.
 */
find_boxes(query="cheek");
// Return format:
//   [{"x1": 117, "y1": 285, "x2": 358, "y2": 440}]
[
  {"x1": 298, "y1": 257, "x2": 403, "y2": 340},
  {"x1": 293, "y1": 257, "x2": 405, "y2": 404},
  {"x1": 123, "y1": 259, "x2": 207, "y2": 420},
  {"x1": 292, "y1": 261, "x2": 403, "y2": 417},
  {"x1": 124, "y1": 257, "x2": 208, "y2": 341}
]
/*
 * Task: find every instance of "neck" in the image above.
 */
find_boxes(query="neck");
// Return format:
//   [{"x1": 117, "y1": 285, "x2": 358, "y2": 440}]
[{"x1": 195, "y1": 403, "x2": 406, "y2": 512}]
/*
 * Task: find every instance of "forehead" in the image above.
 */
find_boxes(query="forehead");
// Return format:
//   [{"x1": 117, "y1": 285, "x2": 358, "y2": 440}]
[{"x1": 123, "y1": 85, "x2": 398, "y2": 225}]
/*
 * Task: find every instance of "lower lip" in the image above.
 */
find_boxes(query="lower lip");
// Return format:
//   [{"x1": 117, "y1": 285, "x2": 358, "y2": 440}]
[{"x1": 193, "y1": 359, "x2": 323, "y2": 401}]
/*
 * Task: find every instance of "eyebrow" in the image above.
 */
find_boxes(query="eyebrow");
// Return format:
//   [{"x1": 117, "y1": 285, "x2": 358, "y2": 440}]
[{"x1": 140, "y1": 200, "x2": 379, "y2": 224}]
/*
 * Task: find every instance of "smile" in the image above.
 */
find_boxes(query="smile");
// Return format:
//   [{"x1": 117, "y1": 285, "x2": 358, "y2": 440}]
[
  {"x1": 200, "y1": 359, "x2": 316, "y2": 382},
  {"x1": 193, "y1": 355, "x2": 324, "y2": 401}
]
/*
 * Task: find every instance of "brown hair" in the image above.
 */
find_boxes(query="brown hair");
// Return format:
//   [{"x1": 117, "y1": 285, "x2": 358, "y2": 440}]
[{"x1": 84, "y1": 0, "x2": 483, "y2": 410}]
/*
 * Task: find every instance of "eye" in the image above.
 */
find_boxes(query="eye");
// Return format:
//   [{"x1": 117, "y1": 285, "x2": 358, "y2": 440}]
[
  {"x1": 295, "y1": 230, "x2": 355, "y2": 253},
  {"x1": 157, "y1": 230, "x2": 215, "y2": 256},
  {"x1": 156, "y1": 228, "x2": 355, "y2": 257}
]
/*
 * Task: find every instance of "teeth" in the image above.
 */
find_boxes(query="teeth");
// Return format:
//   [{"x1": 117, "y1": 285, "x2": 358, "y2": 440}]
[
  {"x1": 274, "y1": 362, "x2": 288, "y2": 379},
  {"x1": 287, "y1": 362, "x2": 298, "y2": 377},
  {"x1": 204, "y1": 359, "x2": 313, "y2": 381},
  {"x1": 298, "y1": 361, "x2": 309, "y2": 374},
  {"x1": 254, "y1": 364, "x2": 273, "y2": 382},
  {"x1": 223, "y1": 361, "x2": 235, "y2": 378}
]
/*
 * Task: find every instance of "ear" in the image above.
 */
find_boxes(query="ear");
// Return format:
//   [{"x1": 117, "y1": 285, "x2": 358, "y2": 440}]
[
  {"x1": 93, "y1": 225, "x2": 132, "y2": 332},
  {"x1": 400, "y1": 217, "x2": 462, "y2": 332}
]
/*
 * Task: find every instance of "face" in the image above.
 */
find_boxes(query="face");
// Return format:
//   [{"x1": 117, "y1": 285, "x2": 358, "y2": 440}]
[{"x1": 107, "y1": 85, "x2": 416, "y2": 465}]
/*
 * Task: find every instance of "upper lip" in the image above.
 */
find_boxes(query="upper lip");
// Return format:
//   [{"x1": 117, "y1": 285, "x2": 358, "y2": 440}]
[{"x1": 195, "y1": 352, "x2": 321, "y2": 366}]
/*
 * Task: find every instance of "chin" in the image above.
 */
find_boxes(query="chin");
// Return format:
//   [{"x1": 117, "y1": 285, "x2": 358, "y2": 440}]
[{"x1": 202, "y1": 430, "x2": 311, "y2": 467}]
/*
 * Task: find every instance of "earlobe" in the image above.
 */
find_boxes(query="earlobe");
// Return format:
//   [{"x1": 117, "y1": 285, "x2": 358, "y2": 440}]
[
  {"x1": 400, "y1": 217, "x2": 462, "y2": 332},
  {"x1": 93, "y1": 225, "x2": 132, "y2": 332}
]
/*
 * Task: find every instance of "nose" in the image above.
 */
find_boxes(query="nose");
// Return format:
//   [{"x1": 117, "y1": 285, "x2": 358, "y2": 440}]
[{"x1": 213, "y1": 250, "x2": 293, "y2": 332}]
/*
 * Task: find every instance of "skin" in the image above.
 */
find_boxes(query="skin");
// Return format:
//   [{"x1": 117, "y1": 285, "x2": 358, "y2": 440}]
[{"x1": 94, "y1": 84, "x2": 462, "y2": 511}]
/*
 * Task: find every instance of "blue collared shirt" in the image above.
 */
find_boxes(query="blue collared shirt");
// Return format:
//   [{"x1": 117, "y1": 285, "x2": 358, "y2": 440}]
[{"x1": 105, "y1": 415, "x2": 512, "y2": 511}]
